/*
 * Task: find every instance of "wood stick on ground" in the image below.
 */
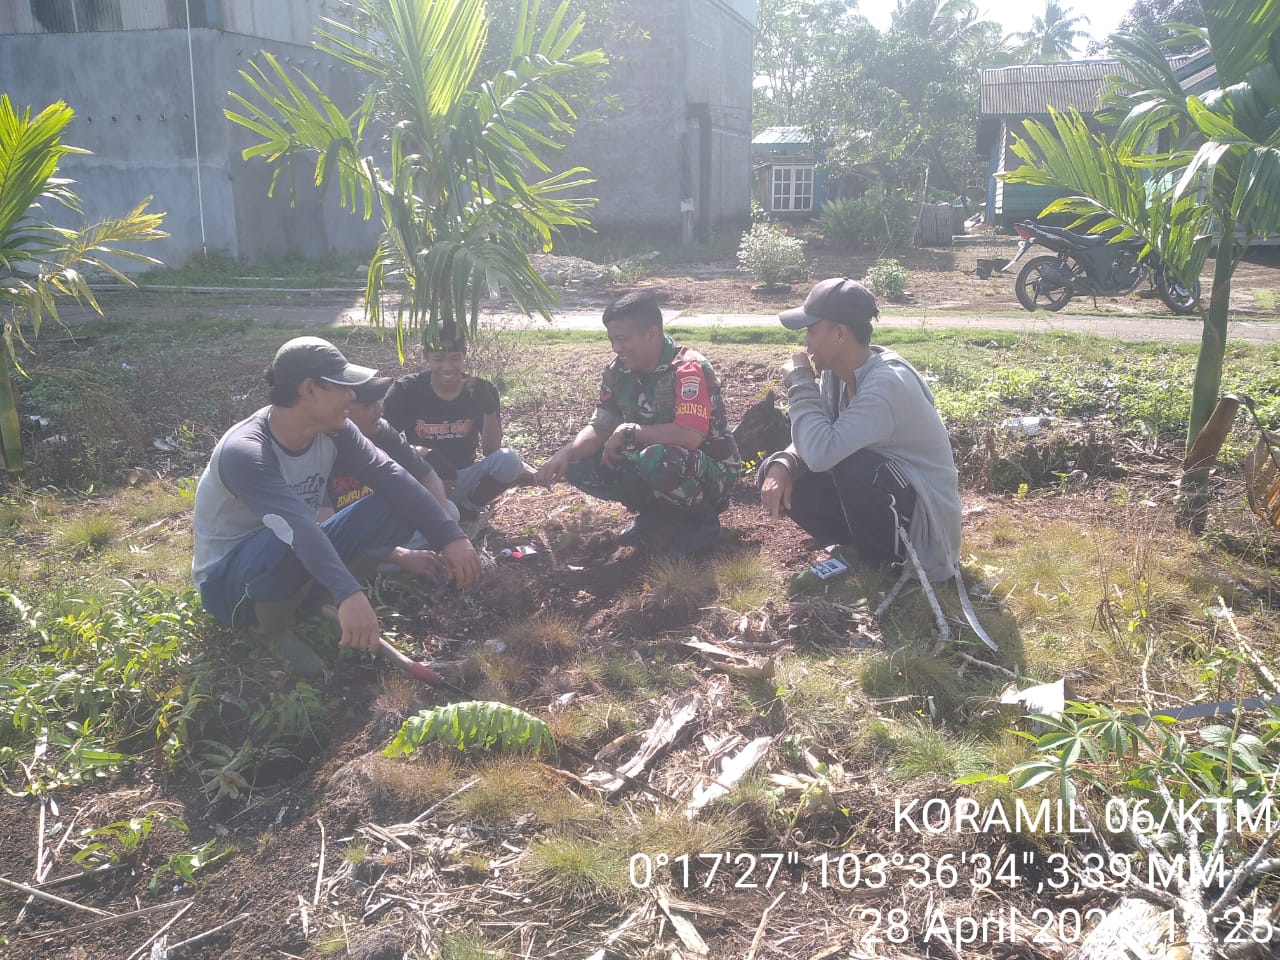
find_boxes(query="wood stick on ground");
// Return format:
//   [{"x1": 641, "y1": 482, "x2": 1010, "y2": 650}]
[
  {"x1": 410, "y1": 777, "x2": 481, "y2": 824},
  {"x1": 165, "y1": 912, "x2": 250, "y2": 952},
  {"x1": 313, "y1": 818, "x2": 326, "y2": 907},
  {"x1": 874, "y1": 564, "x2": 913, "y2": 617},
  {"x1": 584, "y1": 905, "x2": 648, "y2": 960},
  {"x1": 655, "y1": 890, "x2": 708, "y2": 957},
  {"x1": 22, "y1": 898, "x2": 193, "y2": 941},
  {"x1": 14, "y1": 796, "x2": 52, "y2": 928},
  {"x1": 123, "y1": 900, "x2": 193, "y2": 960},
  {"x1": 745, "y1": 891, "x2": 787, "y2": 960},
  {"x1": 956, "y1": 651, "x2": 1018, "y2": 679},
  {"x1": 0, "y1": 874, "x2": 114, "y2": 918}
]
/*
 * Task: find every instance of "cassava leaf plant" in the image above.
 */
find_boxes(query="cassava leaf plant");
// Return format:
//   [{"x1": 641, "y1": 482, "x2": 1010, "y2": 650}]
[{"x1": 384, "y1": 701, "x2": 555, "y2": 756}]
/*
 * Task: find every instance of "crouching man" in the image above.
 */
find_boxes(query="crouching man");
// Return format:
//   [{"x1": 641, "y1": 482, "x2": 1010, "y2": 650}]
[
  {"x1": 535, "y1": 291, "x2": 741, "y2": 558},
  {"x1": 192, "y1": 337, "x2": 482, "y2": 676},
  {"x1": 760, "y1": 279, "x2": 961, "y2": 581}
]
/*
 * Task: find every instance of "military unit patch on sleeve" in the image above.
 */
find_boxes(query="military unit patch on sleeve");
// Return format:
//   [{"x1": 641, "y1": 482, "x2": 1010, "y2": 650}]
[{"x1": 680, "y1": 376, "x2": 701, "y2": 399}]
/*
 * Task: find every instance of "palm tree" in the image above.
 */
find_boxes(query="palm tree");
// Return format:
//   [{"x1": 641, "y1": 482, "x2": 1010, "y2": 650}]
[
  {"x1": 0, "y1": 97, "x2": 166, "y2": 472},
  {"x1": 891, "y1": 0, "x2": 986, "y2": 47},
  {"x1": 226, "y1": 0, "x2": 603, "y2": 352},
  {"x1": 1001, "y1": 0, "x2": 1280, "y2": 527},
  {"x1": 1011, "y1": 1, "x2": 1091, "y2": 62}
]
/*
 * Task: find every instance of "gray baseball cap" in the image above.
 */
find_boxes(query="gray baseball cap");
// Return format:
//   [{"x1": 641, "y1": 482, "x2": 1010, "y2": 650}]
[
  {"x1": 778, "y1": 278, "x2": 879, "y2": 330},
  {"x1": 271, "y1": 337, "x2": 377, "y2": 387}
]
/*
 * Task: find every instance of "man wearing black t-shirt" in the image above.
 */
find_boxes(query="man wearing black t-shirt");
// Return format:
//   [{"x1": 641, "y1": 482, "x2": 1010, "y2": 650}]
[
  {"x1": 321, "y1": 376, "x2": 454, "y2": 521},
  {"x1": 383, "y1": 337, "x2": 535, "y2": 517}
]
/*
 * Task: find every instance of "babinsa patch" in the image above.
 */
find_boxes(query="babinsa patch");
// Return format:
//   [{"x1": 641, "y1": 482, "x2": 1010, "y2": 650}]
[{"x1": 680, "y1": 376, "x2": 700, "y2": 400}]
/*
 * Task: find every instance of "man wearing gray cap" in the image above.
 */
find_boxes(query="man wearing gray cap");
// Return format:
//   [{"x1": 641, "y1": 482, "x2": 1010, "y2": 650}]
[
  {"x1": 192, "y1": 336, "x2": 481, "y2": 676},
  {"x1": 759, "y1": 278, "x2": 961, "y2": 581}
]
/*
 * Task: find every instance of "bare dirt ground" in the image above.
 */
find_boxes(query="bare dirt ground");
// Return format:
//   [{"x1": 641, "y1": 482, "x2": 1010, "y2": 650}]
[
  {"x1": 3, "y1": 249, "x2": 1279, "y2": 959},
  {"x1": 534, "y1": 242, "x2": 1280, "y2": 319}
]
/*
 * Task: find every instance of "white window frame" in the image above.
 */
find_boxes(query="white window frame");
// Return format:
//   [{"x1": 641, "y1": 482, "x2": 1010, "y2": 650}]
[{"x1": 771, "y1": 164, "x2": 813, "y2": 213}]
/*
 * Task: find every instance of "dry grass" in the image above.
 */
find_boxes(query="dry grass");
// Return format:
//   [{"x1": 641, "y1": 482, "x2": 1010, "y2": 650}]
[
  {"x1": 372, "y1": 674, "x2": 426, "y2": 727},
  {"x1": 524, "y1": 831, "x2": 630, "y2": 900},
  {"x1": 627, "y1": 555, "x2": 718, "y2": 615},
  {"x1": 367, "y1": 753, "x2": 461, "y2": 812},
  {"x1": 545, "y1": 697, "x2": 639, "y2": 747},
  {"x1": 777, "y1": 652, "x2": 871, "y2": 747},
  {"x1": 57, "y1": 513, "x2": 119, "y2": 556},
  {"x1": 499, "y1": 612, "x2": 581, "y2": 662},
  {"x1": 714, "y1": 551, "x2": 780, "y2": 613},
  {"x1": 452, "y1": 757, "x2": 590, "y2": 826}
]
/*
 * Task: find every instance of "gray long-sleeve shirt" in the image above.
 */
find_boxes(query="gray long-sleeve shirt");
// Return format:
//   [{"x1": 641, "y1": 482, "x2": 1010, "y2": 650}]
[
  {"x1": 767, "y1": 347, "x2": 962, "y2": 581},
  {"x1": 192, "y1": 408, "x2": 465, "y2": 603}
]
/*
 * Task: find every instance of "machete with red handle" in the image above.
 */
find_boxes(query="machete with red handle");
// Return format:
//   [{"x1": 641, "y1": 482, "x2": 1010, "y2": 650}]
[{"x1": 319, "y1": 604, "x2": 443, "y2": 686}]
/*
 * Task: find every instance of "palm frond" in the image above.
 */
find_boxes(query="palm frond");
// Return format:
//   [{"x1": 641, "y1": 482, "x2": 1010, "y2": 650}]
[
  {"x1": 1200, "y1": 0, "x2": 1279, "y2": 87},
  {"x1": 1002, "y1": 107, "x2": 1213, "y2": 288}
]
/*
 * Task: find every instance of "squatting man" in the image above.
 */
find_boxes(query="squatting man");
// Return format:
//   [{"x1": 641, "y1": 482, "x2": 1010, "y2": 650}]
[
  {"x1": 759, "y1": 278, "x2": 961, "y2": 580},
  {"x1": 535, "y1": 291, "x2": 741, "y2": 557},
  {"x1": 191, "y1": 337, "x2": 482, "y2": 677}
]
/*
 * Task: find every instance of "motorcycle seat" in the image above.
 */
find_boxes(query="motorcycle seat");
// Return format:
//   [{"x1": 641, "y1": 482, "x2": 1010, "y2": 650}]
[{"x1": 1030, "y1": 223, "x2": 1114, "y2": 247}]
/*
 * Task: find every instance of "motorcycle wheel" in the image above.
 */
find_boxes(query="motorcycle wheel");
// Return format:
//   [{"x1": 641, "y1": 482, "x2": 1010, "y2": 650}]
[
  {"x1": 1155, "y1": 269, "x2": 1202, "y2": 315},
  {"x1": 1015, "y1": 255, "x2": 1074, "y2": 312}
]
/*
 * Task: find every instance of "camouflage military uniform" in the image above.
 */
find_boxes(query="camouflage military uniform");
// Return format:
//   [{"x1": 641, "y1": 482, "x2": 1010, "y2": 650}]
[{"x1": 567, "y1": 338, "x2": 741, "y2": 512}]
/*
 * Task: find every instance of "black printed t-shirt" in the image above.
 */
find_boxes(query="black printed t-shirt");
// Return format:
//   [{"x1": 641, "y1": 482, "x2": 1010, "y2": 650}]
[
  {"x1": 326, "y1": 420, "x2": 433, "y2": 512},
  {"x1": 383, "y1": 373, "x2": 500, "y2": 477}
]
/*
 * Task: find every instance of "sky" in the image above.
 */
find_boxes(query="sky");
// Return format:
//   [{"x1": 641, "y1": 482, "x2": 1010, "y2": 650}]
[{"x1": 860, "y1": 0, "x2": 1130, "y2": 52}]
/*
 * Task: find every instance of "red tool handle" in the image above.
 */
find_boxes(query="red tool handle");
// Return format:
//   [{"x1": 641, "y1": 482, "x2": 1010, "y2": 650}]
[
  {"x1": 320, "y1": 605, "x2": 443, "y2": 686},
  {"x1": 376, "y1": 636, "x2": 444, "y2": 686}
]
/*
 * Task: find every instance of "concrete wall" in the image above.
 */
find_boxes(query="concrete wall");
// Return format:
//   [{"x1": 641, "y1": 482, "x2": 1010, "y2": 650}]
[
  {"x1": 2, "y1": 0, "x2": 756, "y2": 261},
  {"x1": 0, "y1": 27, "x2": 377, "y2": 267},
  {"x1": 560, "y1": 0, "x2": 755, "y2": 241},
  {"x1": 0, "y1": 0, "x2": 340, "y2": 43}
]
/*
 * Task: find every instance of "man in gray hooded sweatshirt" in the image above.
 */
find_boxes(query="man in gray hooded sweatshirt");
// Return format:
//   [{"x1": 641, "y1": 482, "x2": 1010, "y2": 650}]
[{"x1": 758, "y1": 278, "x2": 961, "y2": 581}]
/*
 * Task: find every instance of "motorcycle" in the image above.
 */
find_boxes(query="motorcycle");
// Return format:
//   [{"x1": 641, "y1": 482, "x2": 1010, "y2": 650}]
[{"x1": 1005, "y1": 220, "x2": 1201, "y2": 315}]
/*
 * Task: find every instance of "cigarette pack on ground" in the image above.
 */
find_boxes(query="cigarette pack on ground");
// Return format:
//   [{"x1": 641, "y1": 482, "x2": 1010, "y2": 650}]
[{"x1": 808, "y1": 557, "x2": 848, "y2": 580}]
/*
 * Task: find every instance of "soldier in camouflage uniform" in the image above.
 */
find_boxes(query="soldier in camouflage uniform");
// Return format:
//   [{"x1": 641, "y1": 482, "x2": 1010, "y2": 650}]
[{"x1": 536, "y1": 291, "x2": 740, "y2": 556}]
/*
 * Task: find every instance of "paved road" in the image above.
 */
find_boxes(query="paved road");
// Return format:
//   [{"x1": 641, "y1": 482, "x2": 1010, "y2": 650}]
[{"x1": 69, "y1": 293, "x2": 1280, "y2": 344}]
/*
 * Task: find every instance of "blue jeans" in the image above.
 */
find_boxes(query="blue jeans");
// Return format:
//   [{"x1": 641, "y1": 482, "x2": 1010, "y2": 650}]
[
  {"x1": 450, "y1": 448, "x2": 527, "y2": 511},
  {"x1": 198, "y1": 493, "x2": 411, "y2": 628}
]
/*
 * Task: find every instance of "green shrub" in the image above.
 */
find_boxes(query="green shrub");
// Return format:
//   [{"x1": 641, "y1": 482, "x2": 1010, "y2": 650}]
[
  {"x1": 865, "y1": 258, "x2": 909, "y2": 301},
  {"x1": 820, "y1": 188, "x2": 914, "y2": 248},
  {"x1": 736, "y1": 222, "x2": 807, "y2": 288}
]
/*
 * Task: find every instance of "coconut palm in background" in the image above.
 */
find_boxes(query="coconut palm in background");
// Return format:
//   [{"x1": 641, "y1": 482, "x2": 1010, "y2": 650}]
[
  {"x1": 1002, "y1": 0, "x2": 1280, "y2": 522},
  {"x1": 226, "y1": 0, "x2": 603, "y2": 353},
  {"x1": 0, "y1": 96, "x2": 166, "y2": 472},
  {"x1": 1011, "y1": 0, "x2": 1090, "y2": 62}
]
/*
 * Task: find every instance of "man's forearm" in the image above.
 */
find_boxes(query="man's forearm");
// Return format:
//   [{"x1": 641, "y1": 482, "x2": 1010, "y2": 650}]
[
  {"x1": 419, "y1": 469, "x2": 450, "y2": 509},
  {"x1": 632, "y1": 422, "x2": 704, "y2": 451},
  {"x1": 563, "y1": 423, "x2": 606, "y2": 461}
]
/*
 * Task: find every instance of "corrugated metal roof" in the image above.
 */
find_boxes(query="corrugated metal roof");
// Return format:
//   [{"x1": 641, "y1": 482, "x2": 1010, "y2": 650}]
[
  {"x1": 753, "y1": 126, "x2": 811, "y2": 146},
  {"x1": 980, "y1": 55, "x2": 1196, "y2": 117}
]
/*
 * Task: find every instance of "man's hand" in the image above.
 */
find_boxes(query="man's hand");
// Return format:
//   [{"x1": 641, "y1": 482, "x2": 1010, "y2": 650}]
[
  {"x1": 337, "y1": 591, "x2": 381, "y2": 652},
  {"x1": 602, "y1": 422, "x2": 636, "y2": 468},
  {"x1": 389, "y1": 546, "x2": 446, "y2": 580},
  {"x1": 760, "y1": 463, "x2": 794, "y2": 518},
  {"x1": 535, "y1": 447, "x2": 571, "y2": 486},
  {"x1": 782, "y1": 350, "x2": 813, "y2": 377},
  {"x1": 441, "y1": 537, "x2": 482, "y2": 590}
]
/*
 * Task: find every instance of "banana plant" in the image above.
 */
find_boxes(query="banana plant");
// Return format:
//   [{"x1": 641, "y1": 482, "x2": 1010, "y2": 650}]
[
  {"x1": 226, "y1": 0, "x2": 604, "y2": 355},
  {"x1": 1000, "y1": 0, "x2": 1280, "y2": 508},
  {"x1": 0, "y1": 96, "x2": 166, "y2": 471}
]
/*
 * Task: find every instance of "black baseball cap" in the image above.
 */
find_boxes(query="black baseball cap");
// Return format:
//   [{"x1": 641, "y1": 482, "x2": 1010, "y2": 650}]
[
  {"x1": 351, "y1": 376, "x2": 394, "y2": 404},
  {"x1": 270, "y1": 337, "x2": 377, "y2": 387},
  {"x1": 778, "y1": 278, "x2": 879, "y2": 330}
]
